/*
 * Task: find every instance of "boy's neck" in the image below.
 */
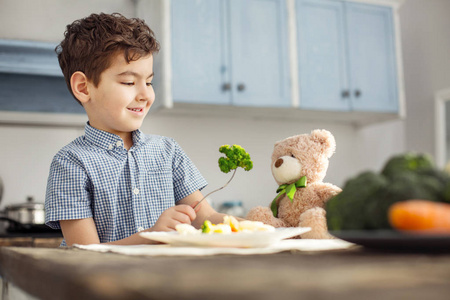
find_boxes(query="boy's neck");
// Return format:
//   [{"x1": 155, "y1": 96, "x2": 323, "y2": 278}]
[
  {"x1": 88, "y1": 122, "x2": 134, "y2": 150},
  {"x1": 122, "y1": 134, "x2": 133, "y2": 150},
  {"x1": 115, "y1": 131, "x2": 133, "y2": 150}
]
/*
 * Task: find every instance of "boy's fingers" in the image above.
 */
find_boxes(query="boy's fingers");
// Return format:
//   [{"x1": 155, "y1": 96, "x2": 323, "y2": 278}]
[
  {"x1": 191, "y1": 201, "x2": 202, "y2": 213},
  {"x1": 175, "y1": 205, "x2": 196, "y2": 221},
  {"x1": 172, "y1": 212, "x2": 192, "y2": 225}
]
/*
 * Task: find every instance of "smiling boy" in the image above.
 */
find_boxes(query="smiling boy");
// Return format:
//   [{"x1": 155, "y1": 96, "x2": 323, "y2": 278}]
[{"x1": 45, "y1": 13, "x2": 226, "y2": 246}]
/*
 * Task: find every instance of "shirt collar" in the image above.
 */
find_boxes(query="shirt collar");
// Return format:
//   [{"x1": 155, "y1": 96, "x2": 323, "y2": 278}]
[
  {"x1": 131, "y1": 128, "x2": 145, "y2": 148},
  {"x1": 84, "y1": 122, "x2": 145, "y2": 150}
]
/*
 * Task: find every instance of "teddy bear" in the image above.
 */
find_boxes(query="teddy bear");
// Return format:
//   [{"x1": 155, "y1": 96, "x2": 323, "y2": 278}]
[{"x1": 246, "y1": 129, "x2": 341, "y2": 239}]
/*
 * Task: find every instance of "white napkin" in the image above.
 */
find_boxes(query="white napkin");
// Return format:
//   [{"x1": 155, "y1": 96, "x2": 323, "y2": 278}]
[{"x1": 73, "y1": 239, "x2": 355, "y2": 256}]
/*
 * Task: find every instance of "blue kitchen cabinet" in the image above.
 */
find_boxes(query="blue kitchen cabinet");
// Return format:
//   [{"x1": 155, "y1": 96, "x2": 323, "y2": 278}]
[
  {"x1": 171, "y1": 0, "x2": 229, "y2": 105},
  {"x1": 296, "y1": 0, "x2": 398, "y2": 113},
  {"x1": 171, "y1": 0, "x2": 290, "y2": 107},
  {"x1": 346, "y1": 2, "x2": 398, "y2": 112}
]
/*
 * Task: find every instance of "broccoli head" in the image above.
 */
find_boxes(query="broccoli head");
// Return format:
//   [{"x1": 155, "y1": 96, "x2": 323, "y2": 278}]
[
  {"x1": 326, "y1": 171, "x2": 388, "y2": 230},
  {"x1": 218, "y1": 145, "x2": 253, "y2": 173},
  {"x1": 194, "y1": 145, "x2": 254, "y2": 209},
  {"x1": 326, "y1": 152, "x2": 450, "y2": 231},
  {"x1": 381, "y1": 152, "x2": 434, "y2": 178}
]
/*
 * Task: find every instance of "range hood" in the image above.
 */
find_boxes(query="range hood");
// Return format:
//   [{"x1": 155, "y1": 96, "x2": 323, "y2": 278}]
[
  {"x1": 0, "y1": 39, "x2": 62, "y2": 77},
  {"x1": 0, "y1": 38, "x2": 169, "y2": 126},
  {"x1": 0, "y1": 39, "x2": 86, "y2": 124}
]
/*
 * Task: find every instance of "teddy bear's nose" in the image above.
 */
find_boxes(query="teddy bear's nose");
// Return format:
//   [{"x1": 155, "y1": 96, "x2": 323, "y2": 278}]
[{"x1": 275, "y1": 158, "x2": 284, "y2": 168}]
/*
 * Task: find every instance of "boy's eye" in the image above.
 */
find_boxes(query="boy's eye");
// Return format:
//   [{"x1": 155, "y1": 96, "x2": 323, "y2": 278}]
[
  {"x1": 146, "y1": 82, "x2": 153, "y2": 86},
  {"x1": 122, "y1": 82, "x2": 134, "y2": 86}
]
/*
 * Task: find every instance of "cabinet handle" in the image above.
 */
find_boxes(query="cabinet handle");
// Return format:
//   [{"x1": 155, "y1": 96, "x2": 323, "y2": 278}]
[
  {"x1": 354, "y1": 90, "x2": 362, "y2": 98},
  {"x1": 237, "y1": 83, "x2": 246, "y2": 92},
  {"x1": 222, "y1": 83, "x2": 231, "y2": 91},
  {"x1": 341, "y1": 90, "x2": 350, "y2": 98}
]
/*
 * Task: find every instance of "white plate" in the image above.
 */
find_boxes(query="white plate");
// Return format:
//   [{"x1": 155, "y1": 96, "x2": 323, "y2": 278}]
[{"x1": 139, "y1": 227, "x2": 311, "y2": 248}]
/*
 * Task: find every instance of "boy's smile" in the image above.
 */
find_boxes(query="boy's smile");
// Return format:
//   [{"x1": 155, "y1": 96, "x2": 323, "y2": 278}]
[{"x1": 83, "y1": 53, "x2": 155, "y2": 147}]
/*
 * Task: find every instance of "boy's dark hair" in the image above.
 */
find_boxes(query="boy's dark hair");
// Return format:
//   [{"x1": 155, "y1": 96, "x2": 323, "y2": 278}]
[{"x1": 56, "y1": 13, "x2": 160, "y2": 104}]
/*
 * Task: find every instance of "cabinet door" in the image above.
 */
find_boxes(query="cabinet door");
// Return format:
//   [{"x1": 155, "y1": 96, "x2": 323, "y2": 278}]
[
  {"x1": 229, "y1": 0, "x2": 290, "y2": 107},
  {"x1": 296, "y1": 0, "x2": 349, "y2": 111},
  {"x1": 345, "y1": 2, "x2": 398, "y2": 113},
  {"x1": 171, "y1": 0, "x2": 230, "y2": 104}
]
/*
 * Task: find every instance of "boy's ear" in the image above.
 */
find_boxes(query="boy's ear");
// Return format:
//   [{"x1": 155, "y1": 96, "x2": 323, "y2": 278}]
[{"x1": 70, "y1": 71, "x2": 90, "y2": 104}]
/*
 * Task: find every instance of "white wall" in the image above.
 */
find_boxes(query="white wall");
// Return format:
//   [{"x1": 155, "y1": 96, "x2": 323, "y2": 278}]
[
  {"x1": 0, "y1": 125, "x2": 82, "y2": 205},
  {"x1": 0, "y1": 0, "x2": 135, "y2": 43},
  {"x1": 398, "y1": 0, "x2": 450, "y2": 156},
  {"x1": 355, "y1": 119, "x2": 405, "y2": 172}
]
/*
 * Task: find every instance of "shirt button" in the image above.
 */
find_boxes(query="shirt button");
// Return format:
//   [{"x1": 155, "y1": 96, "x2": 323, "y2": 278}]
[
  {"x1": 108, "y1": 144, "x2": 114, "y2": 150},
  {"x1": 116, "y1": 141, "x2": 123, "y2": 147},
  {"x1": 137, "y1": 227, "x2": 145, "y2": 232},
  {"x1": 133, "y1": 188, "x2": 140, "y2": 195}
]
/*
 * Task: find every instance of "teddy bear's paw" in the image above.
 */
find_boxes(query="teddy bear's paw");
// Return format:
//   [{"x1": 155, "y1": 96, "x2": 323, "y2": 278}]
[
  {"x1": 246, "y1": 207, "x2": 286, "y2": 228},
  {"x1": 298, "y1": 207, "x2": 334, "y2": 239}
]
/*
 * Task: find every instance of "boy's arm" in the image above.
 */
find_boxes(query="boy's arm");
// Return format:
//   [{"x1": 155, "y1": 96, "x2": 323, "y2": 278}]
[
  {"x1": 60, "y1": 218, "x2": 165, "y2": 246},
  {"x1": 60, "y1": 203, "x2": 199, "y2": 246},
  {"x1": 60, "y1": 218, "x2": 100, "y2": 245},
  {"x1": 61, "y1": 190, "x2": 239, "y2": 246}
]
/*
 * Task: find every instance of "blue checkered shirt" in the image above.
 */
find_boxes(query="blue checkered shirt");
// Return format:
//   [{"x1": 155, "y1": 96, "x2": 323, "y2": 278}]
[{"x1": 45, "y1": 123, "x2": 207, "y2": 246}]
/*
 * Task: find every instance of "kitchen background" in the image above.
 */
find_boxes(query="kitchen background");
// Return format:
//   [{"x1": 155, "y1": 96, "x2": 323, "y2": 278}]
[{"x1": 0, "y1": 0, "x2": 449, "y2": 215}]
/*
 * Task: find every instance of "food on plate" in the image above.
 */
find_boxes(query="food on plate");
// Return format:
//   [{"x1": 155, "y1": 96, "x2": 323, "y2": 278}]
[
  {"x1": 201, "y1": 220, "x2": 232, "y2": 234},
  {"x1": 175, "y1": 215, "x2": 275, "y2": 235},
  {"x1": 388, "y1": 199, "x2": 450, "y2": 233},
  {"x1": 174, "y1": 223, "x2": 202, "y2": 235},
  {"x1": 326, "y1": 153, "x2": 450, "y2": 231}
]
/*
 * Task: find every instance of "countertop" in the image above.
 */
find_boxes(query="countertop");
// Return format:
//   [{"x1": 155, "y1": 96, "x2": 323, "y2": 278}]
[{"x1": 1, "y1": 246, "x2": 450, "y2": 300}]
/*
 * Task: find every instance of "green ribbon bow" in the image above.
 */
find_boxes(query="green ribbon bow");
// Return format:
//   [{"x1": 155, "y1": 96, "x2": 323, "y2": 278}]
[{"x1": 270, "y1": 176, "x2": 307, "y2": 217}]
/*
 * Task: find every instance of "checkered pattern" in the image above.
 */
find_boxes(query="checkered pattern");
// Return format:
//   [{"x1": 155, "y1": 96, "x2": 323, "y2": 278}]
[{"x1": 45, "y1": 123, "x2": 207, "y2": 246}]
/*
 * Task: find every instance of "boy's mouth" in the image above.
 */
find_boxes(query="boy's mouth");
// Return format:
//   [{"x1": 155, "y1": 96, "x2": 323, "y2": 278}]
[{"x1": 127, "y1": 108, "x2": 143, "y2": 112}]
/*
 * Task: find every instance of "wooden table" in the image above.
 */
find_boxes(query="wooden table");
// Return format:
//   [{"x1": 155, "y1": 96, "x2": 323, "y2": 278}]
[
  {"x1": 1, "y1": 246, "x2": 450, "y2": 300},
  {"x1": 0, "y1": 237, "x2": 63, "y2": 248}
]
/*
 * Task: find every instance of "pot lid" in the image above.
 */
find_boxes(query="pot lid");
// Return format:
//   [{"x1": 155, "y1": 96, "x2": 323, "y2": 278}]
[
  {"x1": 5, "y1": 196, "x2": 44, "y2": 210},
  {"x1": 0, "y1": 176, "x2": 3, "y2": 205}
]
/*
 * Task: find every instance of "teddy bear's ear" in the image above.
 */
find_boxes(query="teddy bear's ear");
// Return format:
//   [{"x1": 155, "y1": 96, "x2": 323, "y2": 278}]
[
  {"x1": 273, "y1": 140, "x2": 282, "y2": 150},
  {"x1": 310, "y1": 129, "x2": 336, "y2": 158},
  {"x1": 273, "y1": 136, "x2": 288, "y2": 149}
]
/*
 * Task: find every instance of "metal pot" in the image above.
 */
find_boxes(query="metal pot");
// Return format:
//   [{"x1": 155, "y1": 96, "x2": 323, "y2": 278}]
[
  {"x1": 3, "y1": 196, "x2": 45, "y2": 225},
  {"x1": 0, "y1": 196, "x2": 49, "y2": 233},
  {"x1": 0, "y1": 176, "x2": 3, "y2": 204},
  {"x1": 0, "y1": 183, "x2": 55, "y2": 233}
]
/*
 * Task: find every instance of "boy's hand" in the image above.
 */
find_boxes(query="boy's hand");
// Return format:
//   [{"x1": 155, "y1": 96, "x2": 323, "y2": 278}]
[{"x1": 150, "y1": 205, "x2": 197, "y2": 232}]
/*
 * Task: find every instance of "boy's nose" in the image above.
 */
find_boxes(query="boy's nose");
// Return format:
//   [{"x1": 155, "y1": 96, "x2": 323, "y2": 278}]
[{"x1": 137, "y1": 84, "x2": 154, "y2": 102}]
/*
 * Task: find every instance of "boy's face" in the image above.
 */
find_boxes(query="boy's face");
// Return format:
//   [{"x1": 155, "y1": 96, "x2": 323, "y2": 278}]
[{"x1": 85, "y1": 52, "x2": 155, "y2": 139}]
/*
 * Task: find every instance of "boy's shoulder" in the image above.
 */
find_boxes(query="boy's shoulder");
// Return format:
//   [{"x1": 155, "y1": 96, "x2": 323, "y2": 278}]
[
  {"x1": 138, "y1": 133, "x2": 182, "y2": 155},
  {"x1": 53, "y1": 135, "x2": 93, "y2": 159},
  {"x1": 140, "y1": 133, "x2": 177, "y2": 148}
]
